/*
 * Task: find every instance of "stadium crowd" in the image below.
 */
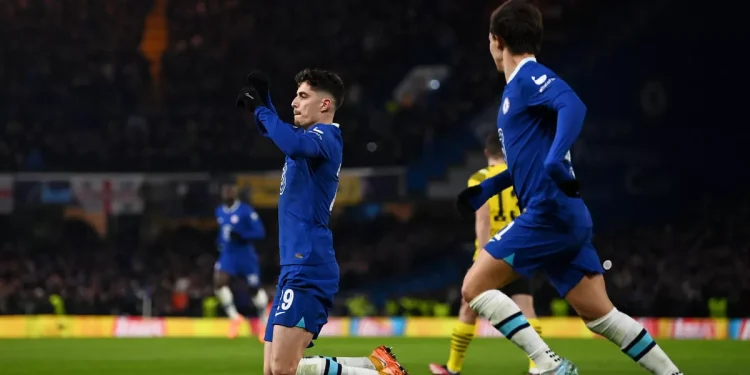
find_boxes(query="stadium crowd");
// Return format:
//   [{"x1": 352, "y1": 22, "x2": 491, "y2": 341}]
[
  {"x1": 0, "y1": 0, "x2": 527, "y2": 172},
  {"x1": 1, "y1": 197, "x2": 748, "y2": 318},
  {"x1": 1, "y1": 0, "x2": 743, "y2": 322}
]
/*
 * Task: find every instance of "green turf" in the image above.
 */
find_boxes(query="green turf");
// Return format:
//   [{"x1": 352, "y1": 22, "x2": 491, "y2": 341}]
[{"x1": 0, "y1": 338, "x2": 747, "y2": 374}]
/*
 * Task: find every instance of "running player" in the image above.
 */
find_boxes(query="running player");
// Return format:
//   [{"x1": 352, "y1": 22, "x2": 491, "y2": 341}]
[
  {"x1": 237, "y1": 70, "x2": 408, "y2": 375},
  {"x1": 214, "y1": 182, "x2": 268, "y2": 338},
  {"x1": 429, "y1": 133, "x2": 541, "y2": 375},
  {"x1": 455, "y1": 1, "x2": 683, "y2": 374}
]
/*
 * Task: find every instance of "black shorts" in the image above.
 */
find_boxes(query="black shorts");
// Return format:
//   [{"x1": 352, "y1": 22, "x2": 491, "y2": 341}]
[{"x1": 501, "y1": 277, "x2": 532, "y2": 296}]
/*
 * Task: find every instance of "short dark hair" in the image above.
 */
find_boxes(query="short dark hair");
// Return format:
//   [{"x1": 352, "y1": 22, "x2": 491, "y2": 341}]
[
  {"x1": 489, "y1": 0, "x2": 543, "y2": 55},
  {"x1": 294, "y1": 68, "x2": 345, "y2": 109},
  {"x1": 485, "y1": 132, "x2": 504, "y2": 158}
]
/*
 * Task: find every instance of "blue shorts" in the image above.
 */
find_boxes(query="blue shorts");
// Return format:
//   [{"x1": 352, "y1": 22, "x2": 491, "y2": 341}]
[
  {"x1": 484, "y1": 215, "x2": 604, "y2": 296},
  {"x1": 215, "y1": 251, "x2": 261, "y2": 287},
  {"x1": 264, "y1": 262, "x2": 339, "y2": 347}
]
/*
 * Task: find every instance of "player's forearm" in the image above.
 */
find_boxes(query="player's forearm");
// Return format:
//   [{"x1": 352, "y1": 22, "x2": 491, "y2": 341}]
[
  {"x1": 254, "y1": 107, "x2": 320, "y2": 158},
  {"x1": 481, "y1": 170, "x2": 513, "y2": 198},
  {"x1": 462, "y1": 171, "x2": 513, "y2": 211},
  {"x1": 545, "y1": 91, "x2": 586, "y2": 182}
]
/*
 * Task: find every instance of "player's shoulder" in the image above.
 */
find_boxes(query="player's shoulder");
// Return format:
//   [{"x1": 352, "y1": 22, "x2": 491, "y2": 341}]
[
  {"x1": 309, "y1": 123, "x2": 343, "y2": 159},
  {"x1": 514, "y1": 61, "x2": 571, "y2": 98},
  {"x1": 309, "y1": 123, "x2": 342, "y2": 138},
  {"x1": 469, "y1": 168, "x2": 489, "y2": 184},
  {"x1": 514, "y1": 61, "x2": 557, "y2": 87}
]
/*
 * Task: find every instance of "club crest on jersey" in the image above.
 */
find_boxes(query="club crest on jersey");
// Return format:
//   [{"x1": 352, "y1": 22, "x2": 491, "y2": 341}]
[
  {"x1": 280, "y1": 162, "x2": 288, "y2": 195},
  {"x1": 230, "y1": 214, "x2": 239, "y2": 224},
  {"x1": 502, "y1": 97, "x2": 510, "y2": 114}
]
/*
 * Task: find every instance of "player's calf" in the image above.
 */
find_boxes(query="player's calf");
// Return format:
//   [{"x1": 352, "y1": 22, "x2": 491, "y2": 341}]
[
  {"x1": 299, "y1": 347, "x2": 408, "y2": 375},
  {"x1": 214, "y1": 271, "x2": 238, "y2": 315},
  {"x1": 434, "y1": 300, "x2": 478, "y2": 374},
  {"x1": 566, "y1": 274, "x2": 682, "y2": 375},
  {"x1": 462, "y1": 251, "x2": 566, "y2": 374},
  {"x1": 296, "y1": 356, "x2": 404, "y2": 375}
]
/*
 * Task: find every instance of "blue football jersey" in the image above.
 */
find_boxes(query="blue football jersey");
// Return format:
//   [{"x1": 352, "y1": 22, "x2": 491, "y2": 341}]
[
  {"x1": 215, "y1": 201, "x2": 265, "y2": 252},
  {"x1": 498, "y1": 58, "x2": 592, "y2": 228},
  {"x1": 277, "y1": 123, "x2": 343, "y2": 265}
]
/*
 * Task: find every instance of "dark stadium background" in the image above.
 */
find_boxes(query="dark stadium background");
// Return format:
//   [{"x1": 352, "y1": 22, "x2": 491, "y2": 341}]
[{"x1": 0, "y1": 0, "x2": 747, "y2": 344}]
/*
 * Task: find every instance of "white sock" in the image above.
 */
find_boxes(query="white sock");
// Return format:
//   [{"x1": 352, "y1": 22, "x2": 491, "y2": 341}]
[
  {"x1": 469, "y1": 290, "x2": 560, "y2": 372},
  {"x1": 586, "y1": 308, "x2": 682, "y2": 375},
  {"x1": 252, "y1": 288, "x2": 269, "y2": 319},
  {"x1": 215, "y1": 286, "x2": 240, "y2": 320},
  {"x1": 307, "y1": 356, "x2": 377, "y2": 370},
  {"x1": 296, "y1": 357, "x2": 379, "y2": 375}
]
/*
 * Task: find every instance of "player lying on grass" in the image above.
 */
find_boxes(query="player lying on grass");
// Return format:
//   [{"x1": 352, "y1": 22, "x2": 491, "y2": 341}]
[
  {"x1": 430, "y1": 133, "x2": 542, "y2": 375},
  {"x1": 455, "y1": 1, "x2": 683, "y2": 374},
  {"x1": 237, "y1": 69, "x2": 409, "y2": 375},
  {"x1": 213, "y1": 182, "x2": 269, "y2": 338}
]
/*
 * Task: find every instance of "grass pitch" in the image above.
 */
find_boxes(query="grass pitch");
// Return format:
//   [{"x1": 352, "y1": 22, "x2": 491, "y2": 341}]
[{"x1": 0, "y1": 337, "x2": 747, "y2": 374}]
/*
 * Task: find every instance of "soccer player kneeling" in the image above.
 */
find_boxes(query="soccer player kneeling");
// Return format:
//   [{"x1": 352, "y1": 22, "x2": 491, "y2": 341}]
[{"x1": 237, "y1": 70, "x2": 409, "y2": 375}]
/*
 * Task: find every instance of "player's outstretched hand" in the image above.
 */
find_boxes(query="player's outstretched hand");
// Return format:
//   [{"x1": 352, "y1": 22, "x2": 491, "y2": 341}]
[
  {"x1": 246, "y1": 71, "x2": 277, "y2": 114},
  {"x1": 247, "y1": 71, "x2": 270, "y2": 95},
  {"x1": 236, "y1": 86, "x2": 265, "y2": 111},
  {"x1": 456, "y1": 185, "x2": 484, "y2": 220},
  {"x1": 555, "y1": 179, "x2": 581, "y2": 198}
]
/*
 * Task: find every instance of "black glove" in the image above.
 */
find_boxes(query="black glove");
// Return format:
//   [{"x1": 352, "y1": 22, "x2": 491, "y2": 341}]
[
  {"x1": 456, "y1": 185, "x2": 484, "y2": 221},
  {"x1": 556, "y1": 179, "x2": 581, "y2": 198},
  {"x1": 245, "y1": 70, "x2": 271, "y2": 98},
  {"x1": 229, "y1": 231, "x2": 249, "y2": 244},
  {"x1": 236, "y1": 86, "x2": 264, "y2": 111}
]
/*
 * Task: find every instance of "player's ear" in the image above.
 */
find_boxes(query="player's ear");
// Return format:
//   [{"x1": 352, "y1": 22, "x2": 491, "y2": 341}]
[
  {"x1": 320, "y1": 98, "x2": 333, "y2": 113},
  {"x1": 491, "y1": 33, "x2": 505, "y2": 51}
]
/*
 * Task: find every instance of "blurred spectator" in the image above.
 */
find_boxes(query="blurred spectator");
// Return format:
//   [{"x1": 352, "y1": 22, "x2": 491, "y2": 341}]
[{"x1": 1, "y1": 197, "x2": 748, "y2": 318}]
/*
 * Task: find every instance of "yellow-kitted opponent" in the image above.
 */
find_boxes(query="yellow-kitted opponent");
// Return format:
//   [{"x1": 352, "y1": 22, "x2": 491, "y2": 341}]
[{"x1": 429, "y1": 133, "x2": 542, "y2": 375}]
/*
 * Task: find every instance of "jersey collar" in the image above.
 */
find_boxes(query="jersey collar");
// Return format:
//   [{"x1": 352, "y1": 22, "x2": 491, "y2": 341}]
[
  {"x1": 223, "y1": 200, "x2": 240, "y2": 213},
  {"x1": 507, "y1": 56, "x2": 537, "y2": 83}
]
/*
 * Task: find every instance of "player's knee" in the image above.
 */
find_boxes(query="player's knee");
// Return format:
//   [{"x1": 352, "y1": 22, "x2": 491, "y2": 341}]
[
  {"x1": 269, "y1": 359, "x2": 297, "y2": 375},
  {"x1": 565, "y1": 274, "x2": 614, "y2": 322},
  {"x1": 213, "y1": 272, "x2": 229, "y2": 288},
  {"x1": 461, "y1": 279, "x2": 483, "y2": 304}
]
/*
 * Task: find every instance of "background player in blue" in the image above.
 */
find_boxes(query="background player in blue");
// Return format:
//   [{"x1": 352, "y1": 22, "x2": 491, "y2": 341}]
[
  {"x1": 214, "y1": 182, "x2": 269, "y2": 339},
  {"x1": 237, "y1": 70, "x2": 407, "y2": 375},
  {"x1": 455, "y1": 1, "x2": 683, "y2": 375}
]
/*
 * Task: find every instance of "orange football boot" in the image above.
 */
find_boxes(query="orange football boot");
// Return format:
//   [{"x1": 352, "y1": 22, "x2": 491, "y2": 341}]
[
  {"x1": 369, "y1": 346, "x2": 410, "y2": 375},
  {"x1": 228, "y1": 317, "x2": 243, "y2": 339}
]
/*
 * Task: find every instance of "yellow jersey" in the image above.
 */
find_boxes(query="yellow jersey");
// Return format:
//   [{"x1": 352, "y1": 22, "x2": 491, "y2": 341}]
[{"x1": 468, "y1": 163, "x2": 521, "y2": 258}]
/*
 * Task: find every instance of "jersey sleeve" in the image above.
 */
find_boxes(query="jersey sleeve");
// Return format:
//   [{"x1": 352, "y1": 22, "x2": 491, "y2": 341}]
[
  {"x1": 303, "y1": 125, "x2": 341, "y2": 160},
  {"x1": 235, "y1": 204, "x2": 266, "y2": 240},
  {"x1": 254, "y1": 108, "x2": 339, "y2": 159},
  {"x1": 468, "y1": 169, "x2": 488, "y2": 188},
  {"x1": 524, "y1": 69, "x2": 574, "y2": 107},
  {"x1": 524, "y1": 68, "x2": 586, "y2": 183}
]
